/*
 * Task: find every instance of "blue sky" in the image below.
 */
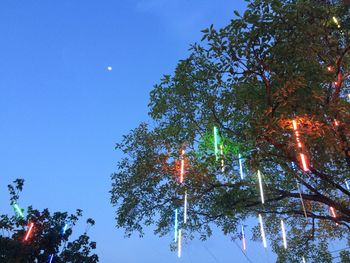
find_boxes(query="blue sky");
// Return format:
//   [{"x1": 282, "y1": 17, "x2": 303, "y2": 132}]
[{"x1": 0, "y1": 0, "x2": 294, "y2": 262}]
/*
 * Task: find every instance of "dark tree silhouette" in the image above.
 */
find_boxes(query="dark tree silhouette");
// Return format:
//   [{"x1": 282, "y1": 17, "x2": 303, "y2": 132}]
[{"x1": 0, "y1": 179, "x2": 99, "y2": 263}]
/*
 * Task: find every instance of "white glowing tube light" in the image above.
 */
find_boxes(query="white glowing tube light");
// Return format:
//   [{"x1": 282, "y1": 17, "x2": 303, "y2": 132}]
[
  {"x1": 281, "y1": 220, "x2": 287, "y2": 250},
  {"x1": 258, "y1": 214, "x2": 267, "y2": 248},
  {"x1": 258, "y1": 170, "x2": 265, "y2": 204}
]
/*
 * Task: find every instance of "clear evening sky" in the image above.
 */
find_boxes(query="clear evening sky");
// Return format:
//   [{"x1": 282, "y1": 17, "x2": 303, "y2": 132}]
[{"x1": 0, "y1": 0, "x2": 316, "y2": 262}]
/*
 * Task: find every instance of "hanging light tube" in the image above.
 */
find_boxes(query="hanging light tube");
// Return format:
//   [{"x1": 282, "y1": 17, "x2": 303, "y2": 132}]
[
  {"x1": 180, "y1": 149, "x2": 185, "y2": 183},
  {"x1": 345, "y1": 180, "x2": 350, "y2": 191},
  {"x1": 258, "y1": 214, "x2": 267, "y2": 248},
  {"x1": 174, "y1": 209, "x2": 178, "y2": 242},
  {"x1": 213, "y1": 126, "x2": 219, "y2": 160},
  {"x1": 300, "y1": 153, "x2": 309, "y2": 172},
  {"x1": 177, "y1": 229, "x2": 182, "y2": 258},
  {"x1": 281, "y1": 220, "x2": 287, "y2": 250},
  {"x1": 332, "y1": 16, "x2": 341, "y2": 28},
  {"x1": 184, "y1": 192, "x2": 188, "y2": 224},
  {"x1": 239, "y1": 154, "x2": 244, "y2": 179},
  {"x1": 330, "y1": 207, "x2": 338, "y2": 226},
  {"x1": 220, "y1": 144, "x2": 224, "y2": 172},
  {"x1": 241, "y1": 225, "x2": 247, "y2": 251},
  {"x1": 12, "y1": 203, "x2": 24, "y2": 218},
  {"x1": 258, "y1": 170, "x2": 265, "y2": 204},
  {"x1": 293, "y1": 119, "x2": 309, "y2": 171},
  {"x1": 48, "y1": 254, "x2": 54, "y2": 263},
  {"x1": 330, "y1": 207, "x2": 337, "y2": 218},
  {"x1": 24, "y1": 222, "x2": 34, "y2": 241},
  {"x1": 61, "y1": 223, "x2": 68, "y2": 236}
]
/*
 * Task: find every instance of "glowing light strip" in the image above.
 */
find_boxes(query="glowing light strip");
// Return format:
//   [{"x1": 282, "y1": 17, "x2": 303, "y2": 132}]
[
  {"x1": 258, "y1": 214, "x2": 267, "y2": 248},
  {"x1": 13, "y1": 203, "x2": 24, "y2": 218},
  {"x1": 330, "y1": 207, "x2": 337, "y2": 218},
  {"x1": 293, "y1": 120, "x2": 302, "y2": 148},
  {"x1": 258, "y1": 170, "x2": 265, "y2": 204},
  {"x1": 174, "y1": 209, "x2": 178, "y2": 242},
  {"x1": 184, "y1": 192, "x2": 188, "y2": 224},
  {"x1": 330, "y1": 207, "x2": 338, "y2": 226},
  {"x1": 293, "y1": 119, "x2": 309, "y2": 171},
  {"x1": 214, "y1": 126, "x2": 219, "y2": 160},
  {"x1": 48, "y1": 254, "x2": 54, "y2": 263},
  {"x1": 180, "y1": 150, "x2": 185, "y2": 183},
  {"x1": 220, "y1": 144, "x2": 224, "y2": 172},
  {"x1": 334, "y1": 119, "x2": 339, "y2": 126},
  {"x1": 346, "y1": 180, "x2": 350, "y2": 191},
  {"x1": 177, "y1": 229, "x2": 182, "y2": 258},
  {"x1": 24, "y1": 222, "x2": 34, "y2": 241},
  {"x1": 302, "y1": 256, "x2": 306, "y2": 263},
  {"x1": 241, "y1": 225, "x2": 247, "y2": 251},
  {"x1": 332, "y1": 16, "x2": 341, "y2": 28},
  {"x1": 281, "y1": 220, "x2": 287, "y2": 250},
  {"x1": 239, "y1": 154, "x2": 244, "y2": 179},
  {"x1": 300, "y1": 153, "x2": 309, "y2": 172},
  {"x1": 62, "y1": 223, "x2": 68, "y2": 235}
]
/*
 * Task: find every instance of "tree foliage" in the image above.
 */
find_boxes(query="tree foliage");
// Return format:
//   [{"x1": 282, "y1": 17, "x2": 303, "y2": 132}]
[
  {"x1": 0, "y1": 179, "x2": 99, "y2": 263},
  {"x1": 111, "y1": 0, "x2": 350, "y2": 261}
]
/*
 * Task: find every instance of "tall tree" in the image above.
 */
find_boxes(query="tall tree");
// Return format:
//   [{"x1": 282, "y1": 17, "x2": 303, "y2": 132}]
[
  {"x1": 111, "y1": 0, "x2": 350, "y2": 261},
  {"x1": 0, "y1": 179, "x2": 99, "y2": 263}
]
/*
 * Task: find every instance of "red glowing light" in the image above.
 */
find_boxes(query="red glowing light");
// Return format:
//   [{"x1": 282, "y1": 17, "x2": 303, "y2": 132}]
[
  {"x1": 330, "y1": 207, "x2": 338, "y2": 226},
  {"x1": 292, "y1": 120, "x2": 297, "y2": 131},
  {"x1": 330, "y1": 207, "x2": 336, "y2": 218},
  {"x1": 334, "y1": 119, "x2": 339, "y2": 126},
  {"x1": 327, "y1": 66, "x2": 333, "y2": 72},
  {"x1": 24, "y1": 223, "x2": 34, "y2": 241},
  {"x1": 300, "y1": 153, "x2": 308, "y2": 171}
]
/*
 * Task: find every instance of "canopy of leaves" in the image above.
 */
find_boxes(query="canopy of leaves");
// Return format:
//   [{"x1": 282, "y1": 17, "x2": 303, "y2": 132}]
[
  {"x1": 0, "y1": 179, "x2": 99, "y2": 263},
  {"x1": 111, "y1": 0, "x2": 350, "y2": 261}
]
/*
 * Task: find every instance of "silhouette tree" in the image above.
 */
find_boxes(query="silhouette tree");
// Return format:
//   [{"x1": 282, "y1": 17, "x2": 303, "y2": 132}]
[{"x1": 0, "y1": 179, "x2": 99, "y2": 263}]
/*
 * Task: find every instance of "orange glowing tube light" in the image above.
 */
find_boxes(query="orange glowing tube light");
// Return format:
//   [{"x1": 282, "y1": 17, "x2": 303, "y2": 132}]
[
  {"x1": 300, "y1": 153, "x2": 308, "y2": 172},
  {"x1": 293, "y1": 119, "x2": 309, "y2": 171},
  {"x1": 330, "y1": 207, "x2": 337, "y2": 218},
  {"x1": 24, "y1": 222, "x2": 34, "y2": 241},
  {"x1": 330, "y1": 207, "x2": 338, "y2": 226},
  {"x1": 292, "y1": 120, "x2": 298, "y2": 130}
]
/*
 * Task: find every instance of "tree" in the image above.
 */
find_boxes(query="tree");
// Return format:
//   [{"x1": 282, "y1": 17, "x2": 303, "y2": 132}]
[
  {"x1": 0, "y1": 179, "x2": 99, "y2": 263},
  {"x1": 111, "y1": 0, "x2": 350, "y2": 261}
]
